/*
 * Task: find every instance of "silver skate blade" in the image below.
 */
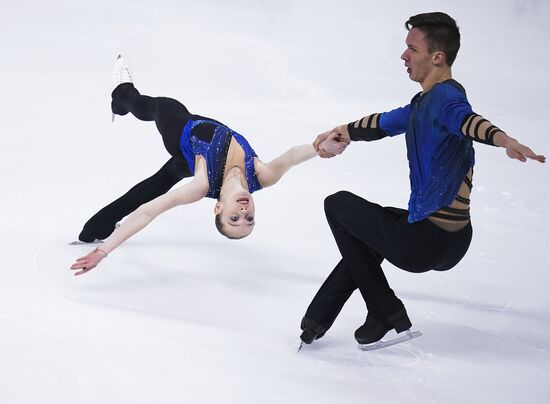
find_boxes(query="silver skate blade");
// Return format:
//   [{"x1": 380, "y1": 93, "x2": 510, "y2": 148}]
[
  {"x1": 297, "y1": 341, "x2": 304, "y2": 353},
  {"x1": 68, "y1": 239, "x2": 104, "y2": 246},
  {"x1": 358, "y1": 330, "x2": 422, "y2": 351},
  {"x1": 112, "y1": 113, "x2": 115, "y2": 122}
]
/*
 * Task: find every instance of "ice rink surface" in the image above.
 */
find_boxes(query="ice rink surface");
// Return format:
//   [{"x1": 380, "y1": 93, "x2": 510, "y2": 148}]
[{"x1": 2, "y1": 0, "x2": 549, "y2": 402}]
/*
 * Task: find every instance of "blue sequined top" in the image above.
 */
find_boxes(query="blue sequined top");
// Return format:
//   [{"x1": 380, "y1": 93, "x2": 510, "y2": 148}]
[
  {"x1": 179, "y1": 118, "x2": 263, "y2": 199},
  {"x1": 379, "y1": 80, "x2": 475, "y2": 222}
]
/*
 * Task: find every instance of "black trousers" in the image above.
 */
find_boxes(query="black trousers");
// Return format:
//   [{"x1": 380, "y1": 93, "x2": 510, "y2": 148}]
[
  {"x1": 79, "y1": 84, "x2": 194, "y2": 242},
  {"x1": 304, "y1": 191, "x2": 472, "y2": 330}
]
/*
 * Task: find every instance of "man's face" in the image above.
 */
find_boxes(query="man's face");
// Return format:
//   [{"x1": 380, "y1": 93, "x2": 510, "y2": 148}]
[{"x1": 400, "y1": 28, "x2": 437, "y2": 85}]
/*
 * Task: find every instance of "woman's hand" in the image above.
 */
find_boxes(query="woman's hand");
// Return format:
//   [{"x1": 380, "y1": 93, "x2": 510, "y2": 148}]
[
  {"x1": 314, "y1": 125, "x2": 351, "y2": 158},
  {"x1": 70, "y1": 247, "x2": 108, "y2": 276},
  {"x1": 318, "y1": 134, "x2": 351, "y2": 158}
]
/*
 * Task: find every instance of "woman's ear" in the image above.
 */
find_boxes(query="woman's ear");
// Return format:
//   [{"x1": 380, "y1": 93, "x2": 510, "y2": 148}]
[{"x1": 214, "y1": 202, "x2": 222, "y2": 214}]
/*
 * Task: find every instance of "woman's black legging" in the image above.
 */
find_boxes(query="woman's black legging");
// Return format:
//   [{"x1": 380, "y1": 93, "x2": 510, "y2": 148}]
[
  {"x1": 79, "y1": 84, "x2": 194, "y2": 242},
  {"x1": 304, "y1": 190, "x2": 472, "y2": 331}
]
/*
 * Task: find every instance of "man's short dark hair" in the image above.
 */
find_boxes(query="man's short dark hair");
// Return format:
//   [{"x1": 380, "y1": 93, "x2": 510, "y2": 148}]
[{"x1": 405, "y1": 12, "x2": 460, "y2": 67}]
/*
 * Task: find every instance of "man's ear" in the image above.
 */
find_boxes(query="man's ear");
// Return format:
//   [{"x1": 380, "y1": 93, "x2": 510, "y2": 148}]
[{"x1": 433, "y1": 51, "x2": 446, "y2": 66}]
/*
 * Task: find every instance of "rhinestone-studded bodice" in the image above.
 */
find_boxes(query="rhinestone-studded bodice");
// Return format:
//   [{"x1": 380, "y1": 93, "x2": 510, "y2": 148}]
[{"x1": 179, "y1": 118, "x2": 263, "y2": 199}]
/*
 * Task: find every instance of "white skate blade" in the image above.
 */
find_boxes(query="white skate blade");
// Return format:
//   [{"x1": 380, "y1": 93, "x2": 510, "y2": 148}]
[
  {"x1": 358, "y1": 330, "x2": 422, "y2": 351},
  {"x1": 68, "y1": 239, "x2": 104, "y2": 246}
]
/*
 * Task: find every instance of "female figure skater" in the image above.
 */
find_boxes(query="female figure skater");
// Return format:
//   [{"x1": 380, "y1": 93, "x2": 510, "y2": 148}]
[{"x1": 70, "y1": 55, "x2": 343, "y2": 276}]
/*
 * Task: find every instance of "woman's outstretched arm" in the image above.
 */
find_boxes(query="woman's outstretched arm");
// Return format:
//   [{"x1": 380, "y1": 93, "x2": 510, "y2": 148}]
[
  {"x1": 70, "y1": 175, "x2": 208, "y2": 276},
  {"x1": 255, "y1": 144, "x2": 318, "y2": 188},
  {"x1": 256, "y1": 133, "x2": 351, "y2": 187}
]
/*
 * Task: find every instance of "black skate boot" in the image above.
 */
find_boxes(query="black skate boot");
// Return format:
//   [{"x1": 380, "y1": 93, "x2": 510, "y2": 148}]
[
  {"x1": 299, "y1": 317, "x2": 327, "y2": 344},
  {"x1": 354, "y1": 308, "x2": 412, "y2": 345},
  {"x1": 111, "y1": 82, "x2": 136, "y2": 118}
]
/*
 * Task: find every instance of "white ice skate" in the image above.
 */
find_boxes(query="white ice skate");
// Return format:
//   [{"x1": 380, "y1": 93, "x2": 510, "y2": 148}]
[
  {"x1": 358, "y1": 329, "x2": 422, "y2": 351},
  {"x1": 110, "y1": 54, "x2": 133, "y2": 122},
  {"x1": 68, "y1": 223, "x2": 119, "y2": 245}
]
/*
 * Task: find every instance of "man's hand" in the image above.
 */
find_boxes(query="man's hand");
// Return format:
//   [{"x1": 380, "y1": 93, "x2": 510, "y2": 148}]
[
  {"x1": 503, "y1": 138, "x2": 545, "y2": 163},
  {"x1": 314, "y1": 125, "x2": 351, "y2": 158},
  {"x1": 70, "y1": 248, "x2": 108, "y2": 276},
  {"x1": 319, "y1": 133, "x2": 350, "y2": 158}
]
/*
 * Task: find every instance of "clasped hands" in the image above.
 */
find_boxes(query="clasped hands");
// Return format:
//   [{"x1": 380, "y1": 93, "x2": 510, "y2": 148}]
[{"x1": 314, "y1": 125, "x2": 351, "y2": 158}]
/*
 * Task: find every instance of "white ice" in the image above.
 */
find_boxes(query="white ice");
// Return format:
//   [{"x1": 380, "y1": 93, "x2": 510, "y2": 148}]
[{"x1": 2, "y1": 0, "x2": 549, "y2": 403}]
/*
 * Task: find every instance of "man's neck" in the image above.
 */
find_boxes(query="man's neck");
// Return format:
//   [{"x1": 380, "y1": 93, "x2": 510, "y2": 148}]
[{"x1": 420, "y1": 67, "x2": 453, "y2": 93}]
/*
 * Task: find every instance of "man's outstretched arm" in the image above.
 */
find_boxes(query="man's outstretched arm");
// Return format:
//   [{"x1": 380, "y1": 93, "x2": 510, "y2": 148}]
[{"x1": 460, "y1": 114, "x2": 545, "y2": 163}]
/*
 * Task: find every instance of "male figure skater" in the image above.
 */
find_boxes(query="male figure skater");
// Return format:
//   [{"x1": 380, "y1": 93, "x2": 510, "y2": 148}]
[{"x1": 300, "y1": 12, "x2": 545, "y2": 350}]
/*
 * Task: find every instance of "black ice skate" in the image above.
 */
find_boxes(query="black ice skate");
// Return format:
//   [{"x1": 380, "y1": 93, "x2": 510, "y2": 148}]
[
  {"x1": 68, "y1": 239, "x2": 104, "y2": 245},
  {"x1": 355, "y1": 309, "x2": 422, "y2": 351},
  {"x1": 70, "y1": 223, "x2": 119, "y2": 245},
  {"x1": 298, "y1": 317, "x2": 327, "y2": 352}
]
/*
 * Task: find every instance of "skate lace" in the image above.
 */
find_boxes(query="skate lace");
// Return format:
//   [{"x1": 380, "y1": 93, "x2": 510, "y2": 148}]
[{"x1": 116, "y1": 67, "x2": 132, "y2": 83}]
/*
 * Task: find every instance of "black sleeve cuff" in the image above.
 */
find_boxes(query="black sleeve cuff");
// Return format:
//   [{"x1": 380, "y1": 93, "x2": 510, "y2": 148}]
[{"x1": 347, "y1": 121, "x2": 387, "y2": 142}]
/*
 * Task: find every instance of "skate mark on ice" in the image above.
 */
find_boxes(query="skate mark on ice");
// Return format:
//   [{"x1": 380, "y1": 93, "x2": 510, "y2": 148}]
[
  {"x1": 298, "y1": 338, "x2": 422, "y2": 368},
  {"x1": 358, "y1": 330, "x2": 423, "y2": 351},
  {"x1": 0, "y1": 378, "x2": 49, "y2": 400},
  {"x1": 430, "y1": 313, "x2": 550, "y2": 359}
]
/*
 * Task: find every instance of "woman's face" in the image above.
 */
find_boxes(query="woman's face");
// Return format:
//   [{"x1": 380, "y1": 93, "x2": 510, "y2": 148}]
[{"x1": 215, "y1": 192, "x2": 256, "y2": 238}]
